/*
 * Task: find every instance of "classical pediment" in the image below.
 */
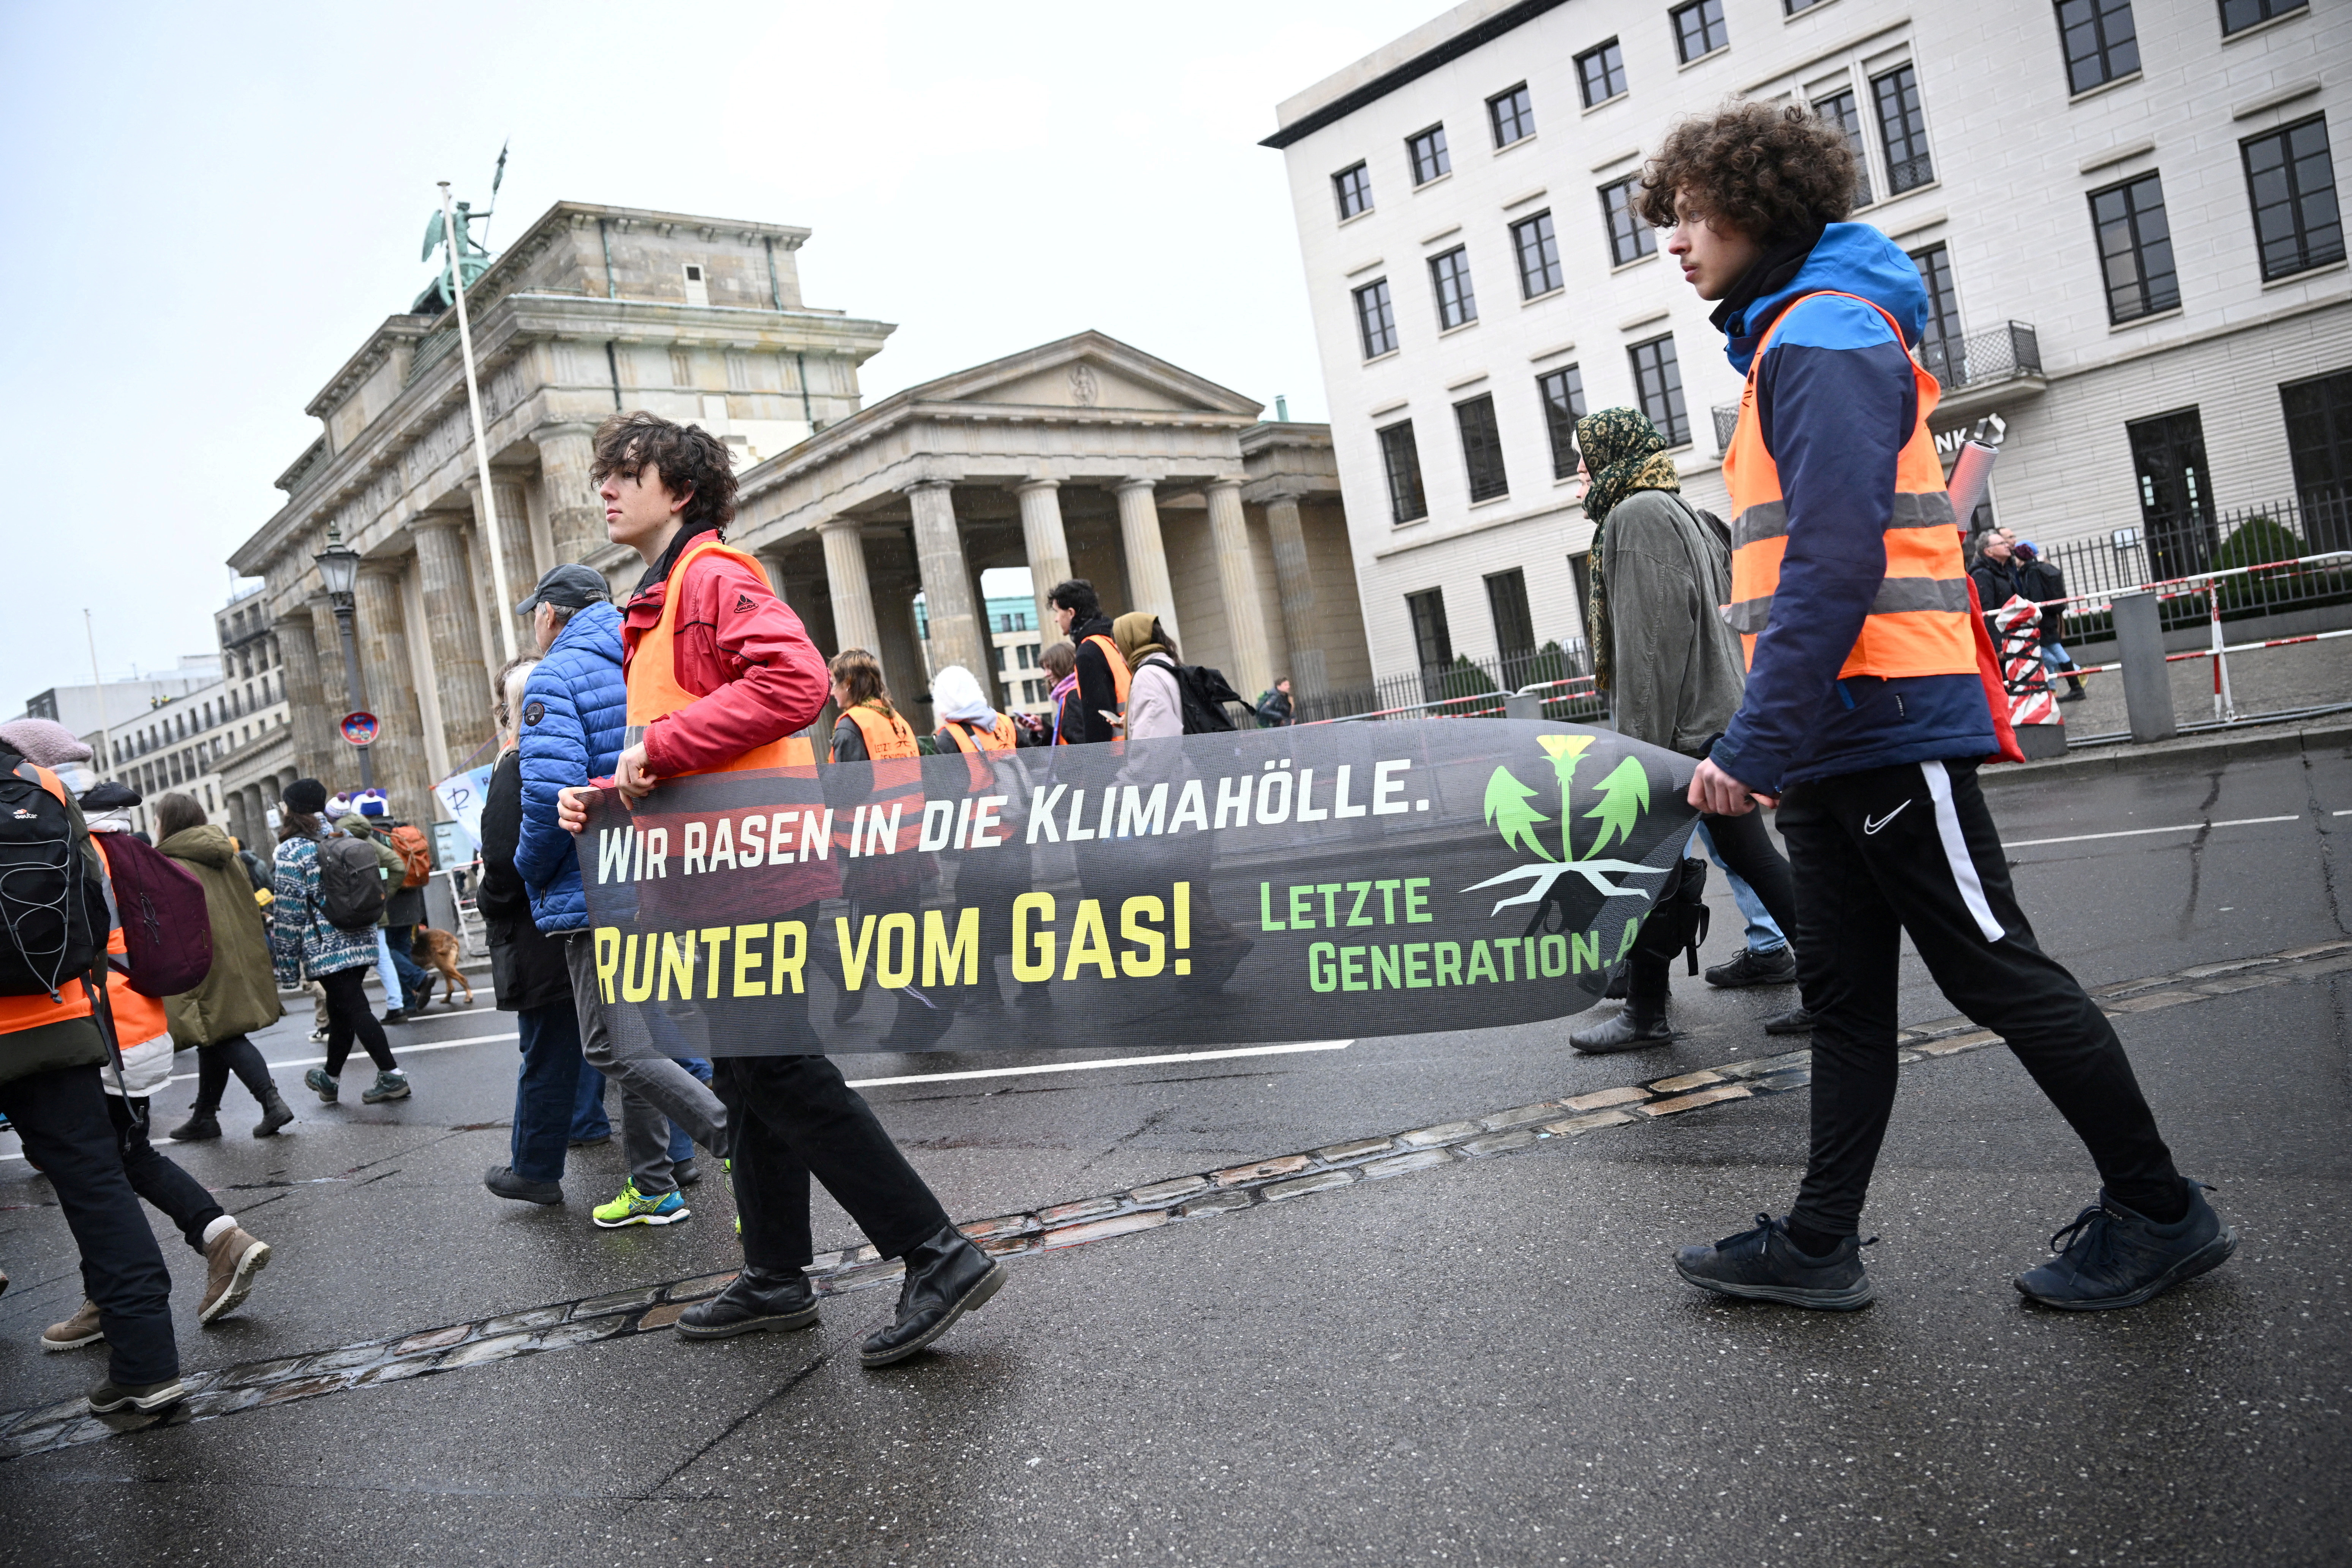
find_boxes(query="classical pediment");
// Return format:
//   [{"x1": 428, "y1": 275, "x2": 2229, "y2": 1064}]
[{"x1": 914, "y1": 331, "x2": 1261, "y2": 419}]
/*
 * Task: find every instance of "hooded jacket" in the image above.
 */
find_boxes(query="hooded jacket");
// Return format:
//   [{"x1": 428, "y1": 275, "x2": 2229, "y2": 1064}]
[
  {"x1": 157, "y1": 823, "x2": 283, "y2": 1045},
  {"x1": 1708, "y1": 223, "x2": 1998, "y2": 791},
  {"x1": 515, "y1": 599, "x2": 628, "y2": 933}
]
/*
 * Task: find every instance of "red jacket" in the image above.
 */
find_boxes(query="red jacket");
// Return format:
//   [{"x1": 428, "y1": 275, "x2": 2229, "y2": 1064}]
[{"x1": 622, "y1": 531, "x2": 830, "y2": 776}]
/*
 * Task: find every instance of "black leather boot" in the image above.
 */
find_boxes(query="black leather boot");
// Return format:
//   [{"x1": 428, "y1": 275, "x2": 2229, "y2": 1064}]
[
  {"x1": 253, "y1": 1087, "x2": 295, "y2": 1138},
  {"x1": 677, "y1": 1266, "x2": 821, "y2": 1339},
  {"x1": 1570, "y1": 948, "x2": 1677, "y2": 1053},
  {"x1": 167, "y1": 1108, "x2": 221, "y2": 1142},
  {"x1": 859, "y1": 1225, "x2": 1005, "y2": 1368}
]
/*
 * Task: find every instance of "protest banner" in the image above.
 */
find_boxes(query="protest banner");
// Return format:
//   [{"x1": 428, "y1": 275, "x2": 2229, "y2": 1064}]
[{"x1": 579, "y1": 721, "x2": 1700, "y2": 1056}]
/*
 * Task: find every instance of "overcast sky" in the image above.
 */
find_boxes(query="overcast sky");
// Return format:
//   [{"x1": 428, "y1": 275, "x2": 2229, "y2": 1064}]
[{"x1": 0, "y1": 0, "x2": 1445, "y2": 710}]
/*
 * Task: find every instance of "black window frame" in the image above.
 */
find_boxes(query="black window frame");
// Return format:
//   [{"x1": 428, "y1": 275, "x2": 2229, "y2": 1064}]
[
  {"x1": 1488, "y1": 83, "x2": 1535, "y2": 147},
  {"x1": 1354, "y1": 277, "x2": 1399, "y2": 359},
  {"x1": 2055, "y1": 0, "x2": 2140, "y2": 94},
  {"x1": 1813, "y1": 89, "x2": 1874, "y2": 208},
  {"x1": 1910, "y1": 243, "x2": 1964, "y2": 382},
  {"x1": 1600, "y1": 177, "x2": 1656, "y2": 266},
  {"x1": 1511, "y1": 210, "x2": 1564, "y2": 298},
  {"x1": 2241, "y1": 114, "x2": 2345, "y2": 281},
  {"x1": 1785, "y1": 0, "x2": 1831, "y2": 11},
  {"x1": 1627, "y1": 334, "x2": 1691, "y2": 448},
  {"x1": 2089, "y1": 172, "x2": 2180, "y2": 324},
  {"x1": 1455, "y1": 393, "x2": 1509, "y2": 503},
  {"x1": 1379, "y1": 420, "x2": 1429, "y2": 524},
  {"x1": 1575, "y1": 39, "x2": 1628, "y2": 108},
  {"x1": 2221, "y1": 0, "x2": 2307, "y2": 35},
  {"x1": 1671, "y1": 0, "x2": 1729, "y2": 63},
  {"x1": 1429, "y1": 245, "x2": 1479, "y2": 330},
  {"x1": 1407, "y1": 588, "x2": 1454, "y2": 671},
  {"x1": 1485, "y1": 568, "x2": 1537, "y2": 658},
  {"x1": 1537, "y1": 364, "x2": 1587, "y2": 480},
  {"x1": 1332, "y1": 161, "x2": 1373, "y2": 221},
  {"x1": 2281, "y1": 368, "x2": 2352, "y2": 552},
  {"x1": 1407, "y1": 124, "x2": 1452, "y2": 185},
  {"x1": 1872, "y1": 64, "x2": 1935, "y2": 194}
]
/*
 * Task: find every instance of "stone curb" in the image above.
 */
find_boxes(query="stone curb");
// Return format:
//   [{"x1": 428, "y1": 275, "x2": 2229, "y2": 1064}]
[{"x1": 1979, "y1": 718, "x2": 2352, "y2": 789}]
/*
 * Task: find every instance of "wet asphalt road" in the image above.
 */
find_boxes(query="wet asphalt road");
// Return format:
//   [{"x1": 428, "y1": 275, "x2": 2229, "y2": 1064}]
[{"x1": 0, "y1": 743, "x2": 2346, "y2": 1567}]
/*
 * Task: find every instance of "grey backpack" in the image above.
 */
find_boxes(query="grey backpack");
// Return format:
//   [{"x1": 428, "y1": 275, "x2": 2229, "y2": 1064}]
[{"x1": 318, "y1": 837, "x2": 386, "y2": 931}]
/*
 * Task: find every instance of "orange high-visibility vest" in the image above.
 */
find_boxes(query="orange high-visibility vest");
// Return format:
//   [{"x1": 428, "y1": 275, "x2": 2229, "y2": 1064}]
[
  {"x1": 626, "y1": 538, "x2": 816, "y2": 773},
  {"x1": 1082, "y1": 634, "x2": 1132, "y2": 707},
  {"x1": 833, "y1": 702, "x2": 919, "y2": 762},
  {"x1": 1722, "y1": 291, "x2": 1977, "y2": 680},
  {"x1": 943, "y1": 713, "x2": 1016, "y2": 790}
]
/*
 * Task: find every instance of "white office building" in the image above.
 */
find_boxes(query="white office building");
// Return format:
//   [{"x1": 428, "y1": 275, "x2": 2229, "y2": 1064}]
[{"x1": 1266, "y1": 0, "x2": 2350, "y2": 689}]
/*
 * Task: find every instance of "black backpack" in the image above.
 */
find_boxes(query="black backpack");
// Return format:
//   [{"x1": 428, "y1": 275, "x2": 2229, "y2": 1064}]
[
  {"x1": 318, "y1": 836, "x2": 387, "y2": 931},
  {"x1": 0, "y1": 759, "x2": 106, "y2": 1000},
  {"x1": 1143, "y1": 655, "x2": 1245, "y2": 735}
]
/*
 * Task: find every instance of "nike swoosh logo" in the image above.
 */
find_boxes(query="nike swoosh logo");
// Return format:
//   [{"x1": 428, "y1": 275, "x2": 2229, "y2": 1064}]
[{"x1": 1863, "y1": 801, "x2": 1913, "y2": 835}]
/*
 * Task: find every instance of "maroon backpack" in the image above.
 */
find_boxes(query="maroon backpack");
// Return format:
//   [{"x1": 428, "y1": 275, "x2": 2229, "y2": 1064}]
[{"x1": 96, "y1": 835, "x2": 213, "y2": 997}]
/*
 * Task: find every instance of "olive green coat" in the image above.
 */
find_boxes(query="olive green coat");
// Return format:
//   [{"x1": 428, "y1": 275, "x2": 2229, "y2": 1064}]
[{"x1": 157, "y1": 824, "x2": 284, "y2": 1045}]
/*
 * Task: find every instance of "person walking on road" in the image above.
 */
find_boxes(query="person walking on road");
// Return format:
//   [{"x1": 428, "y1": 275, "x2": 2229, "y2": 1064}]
[
  {"x1": 511, "y1": 561, "x2": 727, "y2": 1227},
  {"x1": 324, "y1": 794, "x2": 418, "y2": 1024},
  {"x1": 557, "y1": 409, "x2": 1005, "y2": 1366},
  {"x1": 271, "y1": 779, "x2": 409, "y2": 1106},
  {"x1": 149, "y1": 792, "x2": 294, "y2": 1141},
  {"x1": 1047, "y1": 579, "x2": 1128, "y2": 744},
  {"x1": 1652, "y1": 101, "x2": 2232, "y2": 1312}
]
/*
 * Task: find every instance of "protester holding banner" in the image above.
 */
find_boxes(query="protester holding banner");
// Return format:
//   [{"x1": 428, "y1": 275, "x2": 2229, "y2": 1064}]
[
  {"x1": 1654, "y1": 101, "x2": 2230, "y2": 1311},
  {"x1": 1569, "y1": 406, "x2": 1810, "y2": 1053},
  {"x1": 558, "y1": 410, "x2": 1006, "y2": 1365},
  {"x1": 826, "y1": 649, "x2": 919, "y2": 765},
  {"x1": 1048, "y1": 579, "x2": 1128, "y2": 744}
]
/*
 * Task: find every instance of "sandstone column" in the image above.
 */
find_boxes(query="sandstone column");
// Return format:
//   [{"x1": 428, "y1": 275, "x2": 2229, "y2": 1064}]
[
  {"x1": 535, "y1": 423, "x2": 604, "y2": 562},
  {"x1": 905, "y1": 481, "x2": 989, "y2": 686},
  {"x1": 1263, "y1": 490, "x2": 1326, "y2": 700},
  {"x1": 413, "y1": 518, "x2": 496, "y2": 771},
  {"x1": 1115, "y1": 478, "x2": 1179, "y2": 647},
  {"x1": 468, "y1": 480, "x2": 536, "y2": 663},
  {"x1": 819, "y1": 519, "x2": 882, "y2": 658},
  {"x1": 1205, "y1": 479, "x2": 1272, "y2": 703},
  {"x1": 1015, "y1": 479, "x2": 1072, "y2": 641},
  {"x1": 276, "y1": 613, "x2": 336, "y2": 783},
  {"x1": 354, "y1": 563, "x2": 433, "y2": 811}
]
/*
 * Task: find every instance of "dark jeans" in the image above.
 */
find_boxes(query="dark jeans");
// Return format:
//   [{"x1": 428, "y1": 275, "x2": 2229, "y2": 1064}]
[
  {"x1": 713, "y1": 1056, "x2": 952, "y2": 1272},
  {"x1": 0, "y1": 1064, "x2": 177, "y2": 1385},
  {"x1": 385, "y1": 924, "x2": 429, "y2": 1006},
  {"x1": 1628, "y1": 808, "x2": 1801, "y2": 1004},
  {"x1": 107, "y1": 1095, "x2": 226, "y2": 1250},
  {"x1": 191, "y1": 1033, "x2": 273, "y2": 1113},
  {"x1": 318, "y1": 964, "x2": 398, "y2": 1080},
  {"x1": 1776, "y1": 758, "x2": 2181, "y2": 1236},
  {"x1": 666, "y1": 1057, "x2": 713, "y2": 1166},
  {"x1": 511, "y1": 1000, "x2": 587, "y2": 1184}
]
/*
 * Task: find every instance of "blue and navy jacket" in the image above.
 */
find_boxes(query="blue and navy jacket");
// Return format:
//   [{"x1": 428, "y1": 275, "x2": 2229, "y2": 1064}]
[
  {"x1": 515, "y1": 601, "x2": 628, "y2": 933},
  {"x1": 1709, "y1": 224, "x2": 1998, "y2": 792}
]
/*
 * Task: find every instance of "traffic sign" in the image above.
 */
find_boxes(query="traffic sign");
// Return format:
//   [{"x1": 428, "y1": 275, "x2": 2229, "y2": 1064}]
[{"x1": 340, "y1": 711, "x2": 380, "y2": 748}]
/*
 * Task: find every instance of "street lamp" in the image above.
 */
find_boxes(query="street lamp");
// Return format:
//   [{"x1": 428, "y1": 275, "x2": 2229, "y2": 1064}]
[{"x1": 313, "y1": 522, "x2": 375, "y2": 788}]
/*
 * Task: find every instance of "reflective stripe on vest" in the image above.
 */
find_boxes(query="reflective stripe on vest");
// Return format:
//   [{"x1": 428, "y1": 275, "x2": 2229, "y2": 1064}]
[
  {"x1": 835, "y1": 702, "x2": 919, "y2": 762},
  {"x1": 1083, "y1": 634, "x2": 1133, "y2": 708},
  {"x1": 626, "y1": 539, "x2": 816, "y2": 772},
  {"x1": 1721, "y1": 291, "x2": 1978, "y2": 680}
]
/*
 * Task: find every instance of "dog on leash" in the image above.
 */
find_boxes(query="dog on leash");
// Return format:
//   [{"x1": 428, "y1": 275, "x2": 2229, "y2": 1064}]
[{"x1": 409, "y1": 925, "x2": 475, "y2": 1007}]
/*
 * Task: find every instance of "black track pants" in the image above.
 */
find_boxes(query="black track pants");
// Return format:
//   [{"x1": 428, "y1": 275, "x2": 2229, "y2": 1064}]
[{"x1": 1776, "y1": 758, "x2": 2181, "y2": 1235}]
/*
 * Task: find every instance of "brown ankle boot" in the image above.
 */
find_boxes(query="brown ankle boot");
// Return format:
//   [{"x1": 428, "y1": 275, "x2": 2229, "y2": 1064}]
[
  {"x1": 41, "y1": 1299, "x2": 104, "y2": 1351},
  {"x1": 199, "y1": 1227, "x2": 272, "y2": 1324}
]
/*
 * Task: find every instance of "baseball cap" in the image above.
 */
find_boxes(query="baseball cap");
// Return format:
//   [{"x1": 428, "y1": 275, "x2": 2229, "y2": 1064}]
[{"x1": 516, "y1": 564, "x2": 613, "y2": 616}]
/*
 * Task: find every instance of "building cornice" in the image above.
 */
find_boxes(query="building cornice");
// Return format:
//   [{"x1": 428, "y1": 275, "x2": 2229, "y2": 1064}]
[{"x1": 1262, "y1": 0, "x2": 1569, "y2": 149}]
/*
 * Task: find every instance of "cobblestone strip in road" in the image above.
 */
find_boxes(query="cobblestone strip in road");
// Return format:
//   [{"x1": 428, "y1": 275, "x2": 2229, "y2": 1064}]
[{"x1": 8, "y1": 937, "x2": 2346, "y2": 1461}]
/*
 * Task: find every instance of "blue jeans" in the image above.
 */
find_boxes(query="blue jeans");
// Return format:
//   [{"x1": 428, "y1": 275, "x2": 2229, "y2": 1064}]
[
  {"x1": 373, "y1": 930, "x2": 406, "y2": 1011},
  {"x1": 2040, "y1": 642, "x2": 2072, "y2": 671},
  {"x1": 666, "y1": 1058, "x2": 714, "y2": 1165},
  {"x1": 1695, "y1": 823, "x2": 1786, "y2": 954},
  {"x1": 571, "y1": 1053, "x2": 611, "y2": 1141},
  {"x1": 512, "y1": 1001, "x2": 587, "y2": 1184},
  {"x1": 384, "y1": 924, "x2": 430, "y2": 1009}
]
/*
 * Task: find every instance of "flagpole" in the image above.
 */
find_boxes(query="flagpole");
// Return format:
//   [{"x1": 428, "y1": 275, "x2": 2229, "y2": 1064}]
[{"x1": 438, "y1": 181, "x2": 517, "y2": 663}]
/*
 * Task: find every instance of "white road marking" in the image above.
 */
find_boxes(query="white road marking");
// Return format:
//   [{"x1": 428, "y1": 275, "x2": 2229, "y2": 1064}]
[
  {"x1": 2006, "y1": 814, "x2": 2300, "y2": 848},
  {"x1": 164, "y1": 1031, "x2": 525, "y2": 1083},
  {"x1": 848, "y1": 1040, "x2": 1354, "y2": 1089}
]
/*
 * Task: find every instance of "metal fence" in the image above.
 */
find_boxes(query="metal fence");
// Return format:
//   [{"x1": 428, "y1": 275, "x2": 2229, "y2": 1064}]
[
  {"x1": 1299, "y1": 643, "x2": 1606, "y2": 726},
  {"x1": 2031, "y1": 493, "x2": 2352, "y2": 639}
]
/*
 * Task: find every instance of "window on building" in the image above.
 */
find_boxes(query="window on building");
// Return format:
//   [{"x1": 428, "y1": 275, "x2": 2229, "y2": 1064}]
[
  {"x1": 1576, "y1": 40, "x2": 1628, "y2": 107},
  {"x1": 1407, "y1": 588, "x2": 1454, "y2": 671},
  {"x1": 1911, "y1": 243, "x2": 1964, "y2": 382},
  {"x1": 1485, "y1": 569, "x2": 1536, "y2": 657},
  {"x1": 2128, "y1": 408, "x2": 2216, "y2": 575},
  {"x1": 2243, "y1": 115, "x2": 2344, "y2": 281},
  {"x1": 1600, "y1": 177, "x2": 1655, "y2": 266},
  {"x1": 2221, "y1": 0, "x2": 2307, "y2": 33},
  {"x1": 1379, "y1": 421, "x2": 1429, "y2": 523},
  {"x1": 1872, "y1": 65, "x2": 1935, "y2": 193},
  {"x1": 2282, "y1": 368, "x2": 2352, "y2": 552},
  {"x1": 2056, "y1": 0, "x2": 2139, "y2": 93},
  {"x1": 1456, "y1": 394, "x2": 1509, "y2": 502},
  {"x1": 1511, "y1": 211, "x2": 1563, "y2": 297},
  {"x1": 1354, "y1": 278, "x2": 1398, "y2": 358},
  {"x1": 1408, "y1": 125, "x2": 1451, "y2": 185},
  {"x1": 1332, "y1": 161, "x2": 1373, "y2": 221},
  {"x1": 1785, "y1": 0, "x2": 1830, "y2": 11},
  {"x1": 1672, "y1": 0, "x2": 1729, "y2": 61},
  {"x1": 1813, "y1": 91, "x2": 1874, "y2": 207},
  {"x1": 1489, "y1": 84, "x2": 1535, "y2": 147},
  {"x1": 2090, "y1": 174, "x2": 2180, "y2": 322},
  {"x1": 1538, "y1": 365, "x2": 1587, "y2": 479},
  {"x1": 1628, "y1": 335, "x2": 1691, "y2": 447},
  {"x1": 1429, "y1": 246, "x2": 1479, "y2": 329}
]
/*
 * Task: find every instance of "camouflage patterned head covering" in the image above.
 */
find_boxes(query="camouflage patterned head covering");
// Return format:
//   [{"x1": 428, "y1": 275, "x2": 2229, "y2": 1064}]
[{"x1": 1577, "y1": 407, "x2": 1682, "y2": 693}]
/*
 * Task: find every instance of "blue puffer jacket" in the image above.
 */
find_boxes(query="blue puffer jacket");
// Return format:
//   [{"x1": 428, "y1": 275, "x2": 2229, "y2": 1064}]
[{"x1": 515, "y1": 601, "x2": 628, "y2": 932}]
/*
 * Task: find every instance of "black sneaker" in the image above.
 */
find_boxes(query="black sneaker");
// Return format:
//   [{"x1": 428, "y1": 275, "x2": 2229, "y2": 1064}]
[
  {"x1": 1763, "y1": 1005, "x2": 1816, "y2": 1035},
  {"x1": 1675, "y1": 1214, "x2": 1877, "y2": 1310},
  {"x1": 1705, "y1": 947, "x2": 1798, "y2": 988},
  {"x1": 484, "y1": 1165, "x2": 563, "y2": 1206},
  {"x1": 2014, "y1": 1180, "x2": 2235, "y2": 1311},
  {"x1": 89, "y1": 1376, "x2": 187, "y2": 1414}
]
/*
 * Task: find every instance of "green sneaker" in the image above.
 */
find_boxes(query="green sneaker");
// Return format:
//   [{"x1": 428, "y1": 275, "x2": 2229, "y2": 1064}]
[
  {"x1": 593, "y1": 1181, "x2": 690, "y2": 1229},
  {"x1": 360, "y1": 1070, "x2": 410, "y2": 1104}
]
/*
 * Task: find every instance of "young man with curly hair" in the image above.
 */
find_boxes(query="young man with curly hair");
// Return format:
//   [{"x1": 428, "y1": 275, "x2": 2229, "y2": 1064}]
[
  {"x1": 555, "y1": 412, "x2": 1007, "y2": 1366},
  {"x1": 1650, "y1": 103, "x2": 2232, "y2": 1313}
]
